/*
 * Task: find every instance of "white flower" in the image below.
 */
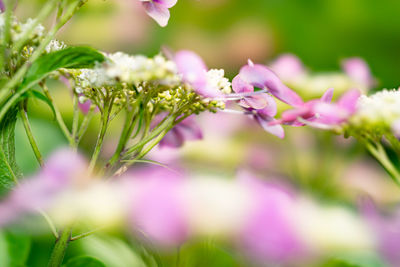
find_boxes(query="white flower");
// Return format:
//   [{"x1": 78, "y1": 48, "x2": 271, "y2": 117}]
[
  {"x1": 15, "y1": 18, "x2": 45, "y2": 41},
  {"x1": 352, "y1": 89, "x2": 400, "y2": 128},
  {"x1": 45, "y1": 40, "x2": 66, "y2": 53},
  {"x1": 206, "y1": 69, "x2": 232, "y2": 94}
]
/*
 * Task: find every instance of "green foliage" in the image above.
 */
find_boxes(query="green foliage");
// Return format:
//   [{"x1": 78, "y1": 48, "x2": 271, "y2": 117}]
[
  {"x1": 0, "y1": 107, "x2": 21, "y2": 196},
  {"x1": 0, "y1": 230, "x2": 31, "y2": 267},
  {"x1": 322, "y1": 253, "x2": 389, "y2": 267},
  {"x1": 21, "y1": 47, "x2": 105, "y2": 91},
  {"x1": 22, "y1": 90, "x2": 56, "y2": 118},
  {"x1": 64, "y1": 256, "x2": 106, "y2": 267}
]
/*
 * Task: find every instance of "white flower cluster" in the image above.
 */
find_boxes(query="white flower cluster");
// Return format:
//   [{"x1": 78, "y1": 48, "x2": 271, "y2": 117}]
[
  {"x1": 206, "y1": 69, "x2": 232, "y2": 94},
  {"x1": 14, "y1": 18, "x2": 45, "y2": 41},
  {"x1": 351, "y1": 89, "x2": 400, "y2": 131},
  {"x1": 106, "y1": 52, "x2": 180, "y2": 85},
  {"x1": 45, "y1": 40, "x2": 66, "y2": 53},
  {"x1": 74, "y1": 52, "x2": 181, "y2": 91}
]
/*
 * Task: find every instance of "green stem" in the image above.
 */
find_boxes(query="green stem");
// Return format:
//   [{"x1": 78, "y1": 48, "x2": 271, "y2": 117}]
[
  {"x1": 19, "y1": 101, "x2": 44, "y2": 166},
  {"x1": 125, "y1": 115, "x2": 175, "y2": 156},
  {"x1": 47, "y1": 226, "x2": 72, "y2": 267},
  {"x1": 71, "y1": 93, "x2": 79, "y2": 148},
  {"x1": 88, "y1": 99, "x2": 112, "y2": 174},
  {"x1": 365, "y1": 140, "x2": 400, "y2": 186},
  {"x1": 107, "y1": 107, "x2": 138, "y2": 168},
  {"x1": 41, "y1": 83, "x2": 73, "y2": 145},
  {"x1": 76, "y1": 105, "x2": 95, "y2": 144}
]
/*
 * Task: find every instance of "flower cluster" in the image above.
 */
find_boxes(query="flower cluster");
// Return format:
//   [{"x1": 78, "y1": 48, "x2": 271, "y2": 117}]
[{"x1": 349, "y1": 89, "x2": 400, "y2": 137}]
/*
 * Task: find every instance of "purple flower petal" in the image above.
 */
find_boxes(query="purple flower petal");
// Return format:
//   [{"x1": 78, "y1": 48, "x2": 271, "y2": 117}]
[
  {"x1": 342, "y1": 58, "x2": 373, "y2": 89},
  {"x1": 270, "y1": 54, "x2": 305, "y2": 81},
  {"x1": 128, "y1": 167, "x2": 188, "y2": 246},
  {"x1": 0, "y1": 0, "x2": 4, "y2": 12},
  {"x1": 337, "y1": 89, "x2": 361, "y2": 113},
  {"x1": 175, "y1": 50, "x2": 222, "y2": 98},
  {"x1": 239, "y1": 62, "x2": 304, "y2": 107},
  {"x1": 237, "y1": 173, "x2": 304, "y2": 263},
  {"x1": 159, "y1": 115, "x2": 203, "y2": 148},
  {"x1": 255, "y1": 115, "x2": 285, "y2": 139},
  {"x1": 320, "y1": 88, "x2": 334, "y2": 103},
  {"x1": 141, "y1": 0, "x2": 177, "y2": 27},
  {"x1": 232, "y1": 75, "x2": 270, "y2": 109}
]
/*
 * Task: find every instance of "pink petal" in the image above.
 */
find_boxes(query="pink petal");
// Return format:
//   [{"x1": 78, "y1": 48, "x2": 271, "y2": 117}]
[
  {"x1": 142, "y1": 1, "x2": 171, "y2": 27},
  {"x1": 270, "y1": 54, "x2": 305, "y2": 81},
  {"x1": 257, "y1": 94, "x2": 278, "y2": 118},
  {"x1": 239, "y1": 63, "x2": 304, "y2": 107},
  {"x1": 232, "y1": 75, "x2": 254, "y2": 94},
  {"x1": 156, "y1": 0, "x2": 178, "y2": 8},
  {"x1": 337, "y1": 89, "x2": 361, "y2": 113},
  {"x1": 320, "y1": 88, "x2": 334, "y2": 103},
  {"x1": 342, "y1": 58, "x2": 373, "y2": 88},
  {"x1": 175, "y1": 50, "x2": 221, "y2": 97},
  {"x1": 256, "y1": 116, "x2": 285, "y2": 139}
]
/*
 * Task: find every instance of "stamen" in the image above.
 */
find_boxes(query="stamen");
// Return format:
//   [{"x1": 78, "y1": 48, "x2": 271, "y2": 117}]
[
  {"x1": 219, "y1": 109, "x2": 248, "y2": 115},
  {"x1": 212, "y1": 89, "x2": 268, "y2": 101},
  {"x1": 248, "y1": 59, "x2": 255, "y2": 67}
]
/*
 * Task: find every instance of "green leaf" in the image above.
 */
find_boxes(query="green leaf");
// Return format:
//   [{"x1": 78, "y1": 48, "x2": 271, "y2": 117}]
[
  {"x1": 322, "y1": 252, "x2": 389, "y2": 267},
  {"x1": 23, "y1": 90, "x2": 56, "y2": 118},
  {"x1": 0, "y1": 230, "x2": 31, "y2": 267},
  {"x1": 21, "y1": 46, "x2": 105, "y2": 91},
  {"x1": 0, "y1": 46, "x2": 105, "y2": 123},
  {"x1": 0, "y1": 106, "x2": 21, "y2": 196},
  {"x1": 64, "y1": 256, "x2": 106, "y2": 267}
]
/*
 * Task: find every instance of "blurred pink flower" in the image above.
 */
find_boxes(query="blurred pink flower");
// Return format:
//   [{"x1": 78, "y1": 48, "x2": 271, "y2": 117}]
[
  {"x1": 140, "y1": 0, "x2": 177, "y2": 27},
  {"x1": 362, "y1": 199, "x2": 400, "y2": 266},
  {"x1": 160, "y1": 116, "x2": 203, "y2": 148},
  {"x1": 270, "y1": 54, "x2": 306, "y2": 81},
  {"x1": 342, "y1": 58, "x2": 374, "y2": 89},
  {"x1": 174, "y1": 50, "x2": 222, "y2": 98},
  {"x1": 127, "y1": 167, "x2": 188, "y2": 247},
  {"x1": 152, "y1": 113, "x2": 203, "y2": 148},
  {"x1": 237, "y1": 171, "x2": 305, "y2": 264},
  {"x1": 0, "y1": 1, "x2": 4, "y2": 12},
  {"x1": 0, "y1": 149, "x2": 87, "y2": 227},
  {"x1": 392, "y1": 119, "x2": 400, "y2": 139}
]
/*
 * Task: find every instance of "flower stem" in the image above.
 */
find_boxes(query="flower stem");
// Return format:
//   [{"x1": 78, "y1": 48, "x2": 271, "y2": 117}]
[
  {"x1": 47, "y1": 226, "x2": 72, "y2": 267},
  {"x1": 365, "y1": 140, "x2": 400, "y2": 186},
  {"x1": 41, "y1": 83, "x2": 73, "y2": 145},
  {"x1": 88, "y1": 99, "x2": 112, "y2": 174},
  {"x1": 19, "y1": 101, "x2": 44, "y2": 166}
]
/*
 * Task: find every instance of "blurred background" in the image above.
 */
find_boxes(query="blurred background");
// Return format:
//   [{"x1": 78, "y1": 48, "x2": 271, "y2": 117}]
[{"x1": 8, "y1": 0, "x2": 400, "y2": 266}]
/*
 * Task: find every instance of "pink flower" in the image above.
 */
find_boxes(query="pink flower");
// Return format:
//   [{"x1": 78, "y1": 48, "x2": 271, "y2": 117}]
[
  {"x1": 342, "y1": 58, "x2": 374, "y2": 89},
  {"x1": 237, "y1": 60, "x2": 304, "y2": 107},
  {"x1": 250, "y1": 96, "x2": 285, "y2": 139},
  {"x1": 270, "y1": 54, "x2": 306, "y2": 81},
  {"x1": 140, "y1": 0, "x2": 177, "y2": 27},
  {"x1": 237, "y1": 171, "x2": 305, "y2": 264},
  {"x1": 160, "y1": 116, "x2": 203, "y2": 148},
  {"x1": 361, "y1": 199, "x2": 400, "y2": 266},
  {"x1": 174, "y1": 50, "x2": 222, "y2": 98},
  {"x1": 275, "y1": 88, "x2": 334, "y2": 126},
  {"x1": 0, "y1": 149, "x2": 88, "y2": 227},
  {"x1": 232, "y1": 74, "x2": 271, "y2": 110},
  {"x1": 127, "y1": 167, "x2": 188, "y2": 247},
  {"x1": 313, "y1": 89, "x2": 360, "y2": 126}
]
